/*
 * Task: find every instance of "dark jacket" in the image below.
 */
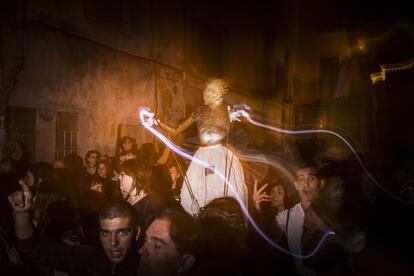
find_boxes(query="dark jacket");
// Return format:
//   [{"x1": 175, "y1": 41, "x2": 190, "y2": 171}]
[
  {"x1": 132, "y1": 194, "x2": 167, "y2": 231},
  {"x1": 18, "y1": 235, "x2": 139, "y2": 276}
]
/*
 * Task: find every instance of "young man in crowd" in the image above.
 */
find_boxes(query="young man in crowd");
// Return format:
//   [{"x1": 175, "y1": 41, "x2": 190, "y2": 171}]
[
  {"x1": 9, "y1": 181, "x2": 140, "y2": 276},
  {"x1": 276, "y1": 163, "x2": 326, "y2": 275},
  {"x1": 137, "y1": 209, "x2": 199, "y2": 276}
]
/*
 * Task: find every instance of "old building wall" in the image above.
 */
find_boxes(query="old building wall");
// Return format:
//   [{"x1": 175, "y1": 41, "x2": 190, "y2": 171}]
[
  {"x1": 3, "y1": 0, "x2": 270, "y2": 162},
  {"x1": 9, "y1": 24, "x2": 159, "y2": 161}
]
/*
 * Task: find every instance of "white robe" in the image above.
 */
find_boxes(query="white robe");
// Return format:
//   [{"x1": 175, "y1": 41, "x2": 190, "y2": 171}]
[{"x1": 180, "y1": 144, "x2": 247, "y2": 215}]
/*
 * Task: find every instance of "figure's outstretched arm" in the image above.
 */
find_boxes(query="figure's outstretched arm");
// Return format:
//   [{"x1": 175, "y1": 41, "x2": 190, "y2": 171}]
[{"x1": 158, "y1": 114, "x2": 194, "y2": 136}]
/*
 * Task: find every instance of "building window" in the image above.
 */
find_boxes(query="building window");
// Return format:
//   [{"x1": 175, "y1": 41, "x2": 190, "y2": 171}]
[{"x1": 56, "y1": 112, "x2": 78, "y2": 159}]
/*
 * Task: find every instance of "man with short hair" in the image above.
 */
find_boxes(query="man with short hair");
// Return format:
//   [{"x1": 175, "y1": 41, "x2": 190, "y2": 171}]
[
  {"x1": 276, "y1": 164, "x2": 326, "y2": 275},
  {"x1": 9, "y1": 182, "x2": 140, "y2": 276},
  {"x1": 137, "y1": 209, "x2": 199, "y2": 276}
]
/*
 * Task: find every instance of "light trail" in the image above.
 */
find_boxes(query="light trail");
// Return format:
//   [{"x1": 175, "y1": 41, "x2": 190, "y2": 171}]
[
  {"x1": 228, "y1": 105, "x2": 413, "y2": 205},
  {"x1": 139, "y1": 107, "x2": 335, "y2": 259}
]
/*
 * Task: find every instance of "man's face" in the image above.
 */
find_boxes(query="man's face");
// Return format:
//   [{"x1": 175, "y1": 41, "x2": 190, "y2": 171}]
[
  {"x1": 87, "y1": 153, "x2": 99, "y2": 167},
  {"x1": 99, "y1": 217, "x2": 139, "y2": 264},
  {"x1": 118, "y1": 172, "x2": 135, "y2": 198},
  {"x1": 270, "y1": 185, "x2": 285, "y2": 209},
  {"x1": 138, "y1": 218, "x2": 183, "y2": 276},
  {"x1": 97, "y1": 163, "x2": 107, "y2": 178},
  {"x1": 295, "y1": 167, "x2": 324, "y2": 204}
]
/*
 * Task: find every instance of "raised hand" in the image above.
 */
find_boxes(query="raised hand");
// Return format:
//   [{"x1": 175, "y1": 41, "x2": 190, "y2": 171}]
[
  {"x1": 8, "y1": 180, "x2": 33, "y2": 213},
  {"x1": 252, "y1": 179, "x2": 270, "y2": 211},
  {"x1": 228, "y1": 104, "x2": 250, "y2": 122},
  {"x1": 141, "y1": 110, "x2": 158, "y2": 127}
]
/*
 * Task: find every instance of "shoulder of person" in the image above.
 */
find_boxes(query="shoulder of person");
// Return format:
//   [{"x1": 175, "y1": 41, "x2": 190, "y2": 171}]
[{"x1": 291, "y1": 203, "x2": 303, "y2": 213}]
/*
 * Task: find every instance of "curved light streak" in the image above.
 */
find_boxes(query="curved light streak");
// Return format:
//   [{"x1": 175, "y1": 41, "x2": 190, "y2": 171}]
[
  {"x1": 139, "y1": 107, "x2": 335, "y2": 259},
  {"x1": 232, "y1": 107, "x2": 413, "y2": 204}
]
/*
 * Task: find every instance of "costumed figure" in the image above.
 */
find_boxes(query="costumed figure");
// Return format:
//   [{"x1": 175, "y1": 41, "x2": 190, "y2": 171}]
[{"x1": 155, "y1": 79, "x2": 248, "y2": 215}]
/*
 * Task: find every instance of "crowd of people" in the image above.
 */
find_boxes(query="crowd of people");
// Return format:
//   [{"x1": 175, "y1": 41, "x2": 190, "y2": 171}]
[
  {"x1": 0, "y1": 78, "x2": 412, "y2": 275},
  {"x1": 0, "y1": 136, "x2": 374, "y2": 276}
]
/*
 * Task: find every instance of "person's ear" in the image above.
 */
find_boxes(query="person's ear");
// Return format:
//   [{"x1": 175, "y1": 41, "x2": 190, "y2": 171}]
[
  {"x1": 135, "y1": 226, "x2": 141, "y2": 241},
  {"x1": 294, "y1": 181, "x2": 299, "y2": 191},
  {"x1": 177, "y1": 254, "x2": 195, "y2": 274}
]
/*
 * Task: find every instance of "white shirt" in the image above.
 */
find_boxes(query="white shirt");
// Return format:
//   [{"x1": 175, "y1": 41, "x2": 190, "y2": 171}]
[
  {"x1": 180, "y1": 144, "x2": 247, "y2": 215},
  {"x1": 276, "y1": 203, "x2": 315, "y2": 276}
]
